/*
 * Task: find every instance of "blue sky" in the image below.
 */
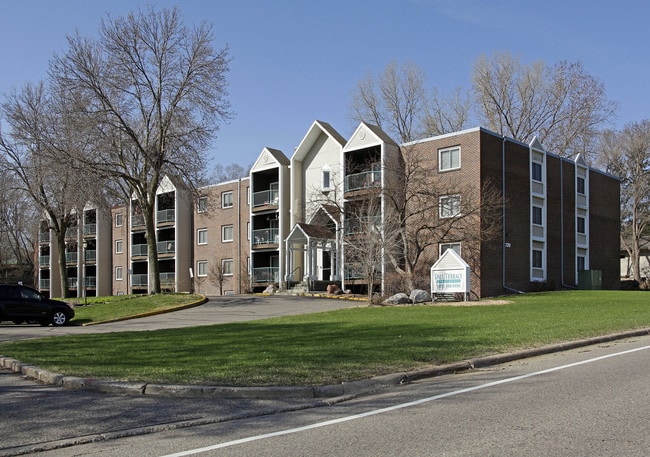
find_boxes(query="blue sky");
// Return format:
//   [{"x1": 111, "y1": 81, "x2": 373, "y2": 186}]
[{"x1": 1, "y1": 0, "x2": 648, "y2": 172}]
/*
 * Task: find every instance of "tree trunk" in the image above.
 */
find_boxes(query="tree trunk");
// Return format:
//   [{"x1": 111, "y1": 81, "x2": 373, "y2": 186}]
[
  {"x1": 143, "y1": 203, "x2": 161, "y2": 294},
  {"x1": 55, "y1": 230, "x2": 70, "y2": 298}
]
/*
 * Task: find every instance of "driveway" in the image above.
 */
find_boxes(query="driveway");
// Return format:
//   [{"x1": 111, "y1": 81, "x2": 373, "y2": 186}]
[{"x1": 0, "y1": 294, "x2": 365, "y2": 342}]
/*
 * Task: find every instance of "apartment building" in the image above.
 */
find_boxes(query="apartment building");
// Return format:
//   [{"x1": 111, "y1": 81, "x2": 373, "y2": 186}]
[
  {"x1": 36, "y1": 120, "x2": 620, "y2": 299},
  {"x1": 194, "y1": 177, "x2": 250, "y2": 295}
]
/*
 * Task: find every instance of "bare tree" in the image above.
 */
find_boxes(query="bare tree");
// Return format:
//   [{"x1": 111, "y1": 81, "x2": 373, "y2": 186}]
[
  {"x1": 0, "y1": 170, "x2": 36, "y2": 283},
  {"x1": 50, "y1": 6, "x2": 232, "y2": 294},
  {"x1": 208, "y1": 162, "x2": 251, "y2": 185},
  {"x1": 423, "y1": 87, "x2": 473, "y2": 136},
  {"x1": 209, "y1": 261, "x2": 226, "y2": 296},
  {"x1": 473, "y1": 52, "x2": 616, "y2": 160},
  {"x1": 349, "y1": 61, "x2": 428, "y2": 143},
  {"x1": 0, "y1": 81, "x2": 99, "y2": 297},
  {"x1": 597, "y1": 121, "x2": 650, "y2": 284}
]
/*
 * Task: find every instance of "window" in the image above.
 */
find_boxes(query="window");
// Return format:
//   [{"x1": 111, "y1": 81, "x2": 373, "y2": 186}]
[
  {"x1": 439, "y1": 242, "x2": 461, "y2": 256},
  {"x1": 115, "y1": 266, "x2": 123, "y2": 281},
  {"x1": 197, "y1": 228, "x2": 208, "y2": 245},
  {"x1": 115, "y1": 213, "x2": 123, "y2": 227},
  {"x1": 247, "y1": 222, "x2": 250, "y2": 240},
  {"x1": 439, "y1": 147, "x2": 460, "y2": 171},
  {"x1": 246, "y1": 187, "x2": 250, "y2": 205},
  {"x1": 577, "y1": 216, "x2": 586, "y2": 234},
  {"x1": 197, "y1": 197, "x2": 207, "y2": 213},
  {"x1": 322, "y1": 167, "x2": 331, "y2": 191},
  {"x1": 115, "y1": 239, "x2": 123, "y2": 254},
  {"x1": 532, "y1": 162, "x2": 543, "y2": 182},
  {"x1": 577, "y1": 255, "x2": 586, "y2": 272},
  {"x1": 577, "y1": 176, "x2": 585, "y2": 195},
  {"x1": 439, "y1": 195, "x2": 461, "y2": 218},
  {"x1": 532, "y1": 206, "x2": 543, "y2": 225},
  {"x1": 222, "y1": 224, "x2": 233, "y2": 242},
  {"x1": 532, "y1": 249, "x2": 543, "y2": 268},
  {"x1": 197, "y1": 260, "x2": 207, "y2": 277},
  {"x1": 222, "y1": 258, "x2": 234, "y2": 276},
  {"x1": 222, "y1": 191, "x2": 234, "y2": 208}
]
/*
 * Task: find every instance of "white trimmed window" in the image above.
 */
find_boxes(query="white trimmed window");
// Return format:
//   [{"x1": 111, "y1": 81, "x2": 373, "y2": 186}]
[
  {"x1": 532, "y1": 162, "x2": 543, "y2": 182},
  {"x1": 439, "y1": 242, "x2": 461, "y2": 256},
  {"x1": 322, "y1": 165, "x2": 331, "y2": 191},
  {"x1": 197, "y1": 196, "x2": 207, "y2": 213},
  {"x1": 222, "y1": 224, "x2": 233, "y2": 242},
  {"x1": 197, "y1": 260, "x2": 208, "y2": 277},
  {"x1": 532, "y1": 249, "x2": 543, "y2": 269},
  {"x1": 222, "y1": 258, "x2": 234, "y2": 276},
  {"x1": 115, "y1": 239, "x2": 123, "y2": 254},
  {"x1": 532, "y1": 206, "x2": 543, "y2": 225},
  {"x1": 439, "y1": 195, "x2": 461, "y2": 218},
  {"x1": 222, "y1": 191, "x2": 234, "y2": 208},
  {"x1": 115, "y1": 213, "x2": 123, "y2": 227},
  {"x1": 115, "y1": 266, "x2": 123, "y2": 281},
  {"x1": 197, "y1": 228, "x2": 208, "y2": 245},
  {"x1": 577, "y1": 176, "x2": 586, "y2": 195},
  {"x1": 439, "y1": 146, "x2": 460, "y2": 171}
]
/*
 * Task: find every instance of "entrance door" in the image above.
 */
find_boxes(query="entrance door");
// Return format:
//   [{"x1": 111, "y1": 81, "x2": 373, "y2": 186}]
[{"x1": 321, "y1": 250, "x2": 331, "y2": 281}]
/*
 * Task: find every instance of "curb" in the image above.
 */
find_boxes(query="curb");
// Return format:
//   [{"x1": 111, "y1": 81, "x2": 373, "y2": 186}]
[
  {"x1": 2, "y1": 328, "x2": 649, "y2": 400},
  {"x1": 80, "y1": 295, "x2": 208, "y2": 326}
]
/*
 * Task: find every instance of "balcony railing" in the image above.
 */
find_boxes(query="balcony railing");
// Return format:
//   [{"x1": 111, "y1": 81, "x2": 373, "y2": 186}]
[
  {"x1": 252, "y1": 267, "x2": 279, "y2": 284},
  {"x1": 39, "y1": 279, "x2": 50, "y2": 289},
  {"x1": 252, "y1": 228, "x2": 279, "y2": 246},
  {"x1": 157, "y1": 240, "x2": 175, "y2": 255},
  {"x1": 67, "y1": 278, "x2": 78, "y2": 289},
  {"x1": 38, "y1": 255, "x2": 50, "y2": 266},
  {"x1": 131, "y1": 274, "x2": 148, "y2": 287},
  {"x1": 344, "y1": 170, "x2": 382, "y2": 192},
  {"x1": 160, "y1": 272, "x2": 175, "y2": 286},
  {"x1": 132, "y1": 214, "x2": 145, "y2": 227},
  {"x1": 65, "y1": 252, "x2": 78, "y2": 264},
  {"x1": 157, "y1": 209, "x2": 175, "y2": 223},
  {"x1": 252, "y1": 189, "x2": 279, "y2": 207},
  {"x1": 85, "y1": 250, "x2": 97, "y2": 262},
  {"x1": 84, "y1": 276, "x2": 97, "y2": 288},
  {"x1": 83, "y1": 224, "x2": 97, "y2": 236},
  {"x1": 132, "y1": 244, "x2": 148, "y2": 256},
  {"x1": 39, "y1": 232, "x2": 50, "y2": 243}
]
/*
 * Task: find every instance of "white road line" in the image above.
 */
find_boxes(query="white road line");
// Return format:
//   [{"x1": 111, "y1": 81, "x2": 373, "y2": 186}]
[{"x1": 162, "y1": 344, "x2": 650, "y2": 456}]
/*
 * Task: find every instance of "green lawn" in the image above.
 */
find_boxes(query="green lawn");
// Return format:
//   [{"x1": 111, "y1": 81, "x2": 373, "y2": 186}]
[
  {"x1": 1, "y1": 290, "x2": 648, "y2": 386},
  {"x1": 68, "y1": 293, "x2": 206, "y2": 324}
]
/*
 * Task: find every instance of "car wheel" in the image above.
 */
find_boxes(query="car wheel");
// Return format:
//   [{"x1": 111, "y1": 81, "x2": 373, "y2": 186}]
[{"x1": 51, "y1": 311, "x2": 68, "y2": 326}]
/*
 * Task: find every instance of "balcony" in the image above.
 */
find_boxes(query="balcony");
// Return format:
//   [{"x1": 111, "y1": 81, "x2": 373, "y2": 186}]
[
  {"x1": 39, "y1": 232, "x2": 50, "y2": 243},
  {"x1": 157, "y1": 208, "x2": 175, "y2": 224},
  {"x1": 132, "y1": 244, "x2": 148, "y2": 257},
  {"x1": 157, "y1": 240, "x2": 175, "y2": 255},
  {"x1": 83, "y1": 224, "x2": 97, "y2": 236},
  {"x1": 65, "y1": 227, "x2": 78, "y2": 240},
  {"x1": 344, "y1": 170, "x2": 382, "y2": 193},
  {"x1": 160, "y1": 272, "x2": 175, "y2": 287},
  {"x1": 344, "y1": 215, "x2": 382, "y2": 235},
  {"x1": 39, "y1": 279, "x2": 50, "y2": 290},
  {"x1": 65, "y1": 252, "x2": 78, "y2": 264},
  {"x1": 252, "y1": 267, "x2": 279, "y2": 284},
  {"x1": 38, "y1": 255, "x2": 50, "y2": 266},
  {"x1": 252, "y1": 228, "x2": 279, "y2": 248},
  {"x1": 132, "y1": 214, "x2": 145, "y2": 228},
  {"x1": 85, "y1": 250, "x2": 97, "y2": 262},
  {"x1": 252, "y1": 189, "x2": 279, "y2": 210},
  {"x1": 132, "y1": 274, "x2": 148, "y2": 287}
]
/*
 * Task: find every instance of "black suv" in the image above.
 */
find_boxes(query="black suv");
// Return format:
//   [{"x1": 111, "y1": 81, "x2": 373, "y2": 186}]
[{"x1": 0, "y1": 284, "x2": 75, "y2": 326}]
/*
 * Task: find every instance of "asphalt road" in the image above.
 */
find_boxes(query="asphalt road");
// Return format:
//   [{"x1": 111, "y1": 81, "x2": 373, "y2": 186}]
[
  {"x1": 0, "y1": 294, "x2": 363, "y2": 342},
  {"x1": 5, "y1": 334, "x2": 648, "y2": 456}
]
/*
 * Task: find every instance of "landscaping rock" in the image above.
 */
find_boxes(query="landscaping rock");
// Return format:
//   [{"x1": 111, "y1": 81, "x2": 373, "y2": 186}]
[
  {"x1": 384, "y1": 293, "x2": 410, "y2": 305},
  {"x1": 410, "y1": 289, "x2": 430, "y2": 304}
]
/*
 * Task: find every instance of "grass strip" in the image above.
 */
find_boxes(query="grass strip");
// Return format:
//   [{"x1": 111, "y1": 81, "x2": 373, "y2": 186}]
[{"x1": 1, "y1": 290, "x2": 648, "y2": 386}]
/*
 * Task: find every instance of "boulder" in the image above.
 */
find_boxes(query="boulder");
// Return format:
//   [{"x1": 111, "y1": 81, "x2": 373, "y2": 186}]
[
  {"x1": 384, "y1": 293, "x2": 410, "y2": 305},
  {"x1": 327, "y1": 284, "x2": 341, "y2": 295},
  {"x1": 410, "y1": 289, "x2": 430, "y2": 304},
  {"x1": 263, "y1": 284, "x2": 276, "y2": 294}
]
